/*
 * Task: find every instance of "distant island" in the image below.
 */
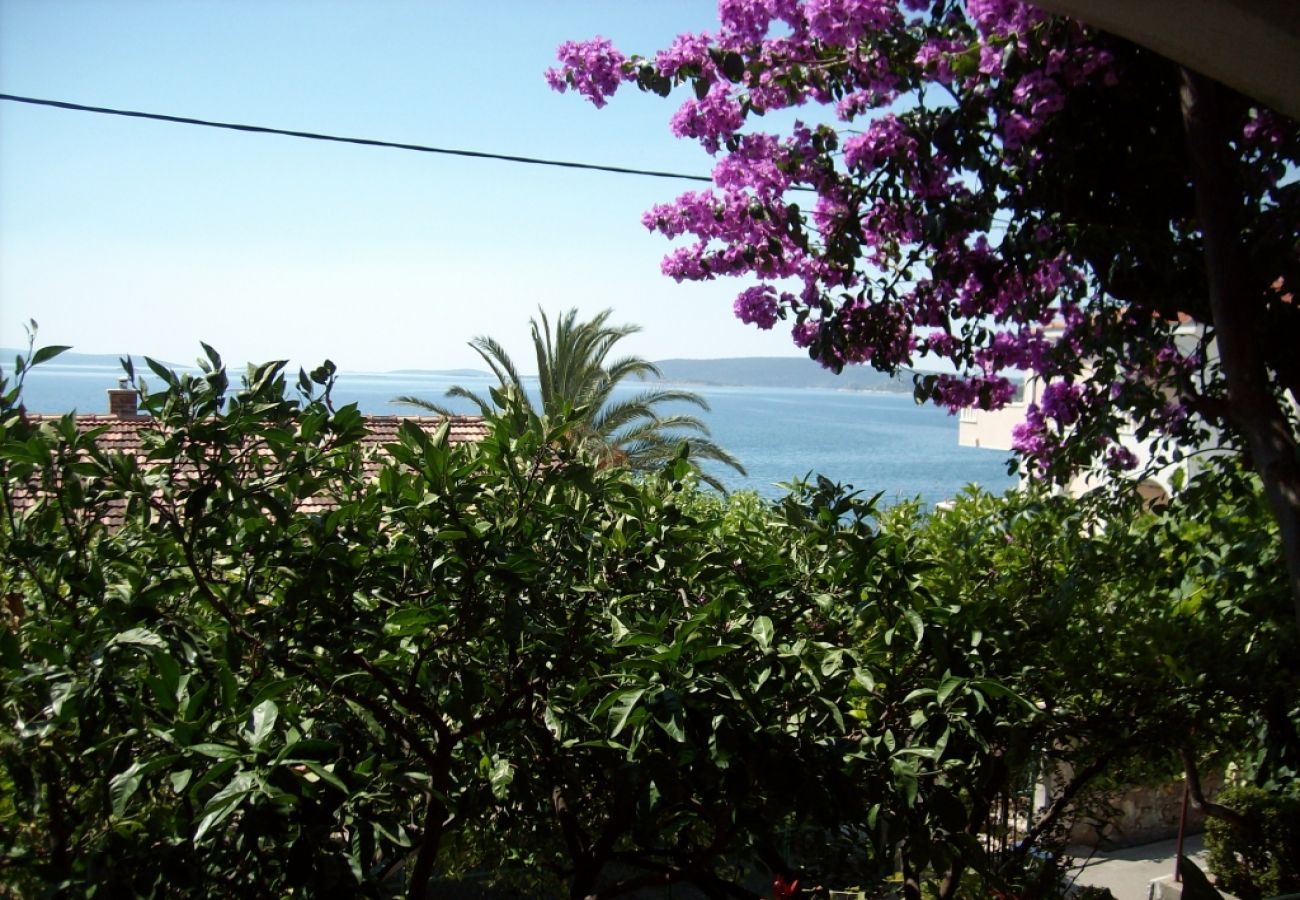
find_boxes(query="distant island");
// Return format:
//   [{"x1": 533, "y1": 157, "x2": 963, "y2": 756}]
[
  {"x1": 648, "y1": 357, "x2": 917, "y2": 393},
  {"x1": 3, "y1": 349, "x2": 195, "y2": 372},
  {"x1": 5, "y1": 350, "x2": 927, "y2": 394}
]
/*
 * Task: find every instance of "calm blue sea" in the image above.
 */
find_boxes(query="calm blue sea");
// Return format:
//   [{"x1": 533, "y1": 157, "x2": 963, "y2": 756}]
[{"x1": 11, "y1": 362, "x2": 1016, "y2": 506}]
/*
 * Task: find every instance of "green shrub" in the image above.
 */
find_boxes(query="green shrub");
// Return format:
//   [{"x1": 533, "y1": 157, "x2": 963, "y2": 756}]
[{"x1": 1204, "y1": 784, "x2": 1300, "y2": 899}]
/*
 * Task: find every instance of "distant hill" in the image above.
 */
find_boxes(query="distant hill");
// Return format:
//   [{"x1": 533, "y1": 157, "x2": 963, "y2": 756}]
[
  {"x1": 649, "y1": 357, "x2": 916, "y2": 392},
  {"x1": 1, "y1": 348, "x2": 184, "y2": 370},
  {"x1": 386, "y1": 369, "x2": 492, "y2": 378},
  {"x1": 5, "y1": 350, "x2": 931, "y2": 394}
]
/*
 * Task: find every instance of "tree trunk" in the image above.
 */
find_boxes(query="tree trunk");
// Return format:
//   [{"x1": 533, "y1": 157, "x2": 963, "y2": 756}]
[
  {"x1": 1180, "y1": 66, "x2": 1300, "y2": 633},
  {"x1": 901, "y1": 851, "x2": 924, "y2": 900},
  {"x1": 1180, "y1": 745, "x2": 1258, "y2": 839},
  {"x1": 406, "y1": 749, "x2": 455, "y2": 900}
]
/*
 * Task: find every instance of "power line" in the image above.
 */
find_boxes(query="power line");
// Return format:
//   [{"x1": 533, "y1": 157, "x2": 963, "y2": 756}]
[{"x1": 0, "y1": 92, "x2": 721, "y2": 185}]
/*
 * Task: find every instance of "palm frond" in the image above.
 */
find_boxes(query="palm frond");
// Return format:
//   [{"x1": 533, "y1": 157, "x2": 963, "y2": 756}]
[
  {"x1": 470, "y1": 336, "x2": 528, "y2": 398},
  {"x1": 444, "y1": 385, "x2": 498, "y2": 417},
  {"x1": 639, "y1": 414, "x2": 712, "y2": 435},
  {"x1": 391, "y1": 395, "x2": 458, "y2": 417},
  {"x1": 674, "y1": 437, "x2": 747, "y2": 475},
  {"x1": 591, "y1": 390, "x2": 710, "y2": 435},
  {"x1": 603, "y1": 355, "x2": 662, "y2": 385}
]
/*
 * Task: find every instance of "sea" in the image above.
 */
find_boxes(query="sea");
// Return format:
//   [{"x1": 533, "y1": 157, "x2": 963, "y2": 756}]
[{"x1": 9, "y1": 360, "x2": 1017, "y2": 507}]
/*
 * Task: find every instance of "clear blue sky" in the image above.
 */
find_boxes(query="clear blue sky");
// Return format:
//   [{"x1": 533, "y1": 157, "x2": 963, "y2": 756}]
[{"x1": 0, "y1": 1, "x2": 809, "y2": 372}]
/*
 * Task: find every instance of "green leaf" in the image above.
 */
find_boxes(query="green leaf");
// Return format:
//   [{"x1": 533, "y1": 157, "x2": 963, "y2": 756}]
[
  {"x1": 901, "y1": 774, "x2": 919, "y2": 807},
  {"x1": 894, "y1": 747, "x2": 938, "y2": 760},
  {"x1": 245, "y1": 699, "x2": 279, "y2": 748},
  {"x1": 655, "y1": 713, "x2": 686, "y2": 743},
  {"x1": 187, "y1": 759, "x2": 238, "y2": 798},
  {"x1": 751, "y1": 615, "x2": 774, "y2": 651},
  {"x1": 903, "y1": 608, "x2": 925, "y2": 647},
  {"x1": 853, "y1": 667, "x2": 877, "y2": 692},
  {"x1": 249, "y1": 677, "x2": 300, "y2": 707},
  {"x1": 145, "y1": 356, "x2": 179, "y2": 389},
  {"x1": 188, "y1": 743, "x2": 243, "y2": 760},
  {"x1": 384, "y1": 607, "x2": 436, "y2": 636},
  {"x1": 276, "y1": 739, "x2": 340, "y2": 763},
  {"x1": 29, "y1": 345, "x2": 71, "y2": 367},
  {"x1": 692, "y1": 643, "x2": 737, "y2": 663},
  {"x1": 968, "y1": 678, "x2": 1039, "y2": 713},
  {"x1": 609, "y1": 688, "x2": 646, "y2": 738},
  {"x1": 937, "y1": 673, "x2": 964, "y2": 704},
  {"x1": 110, "y1": 760, "x2": 149, "y2": 817},
  {"x1": 108, "y1": 628, "x2": 167, "y2": 651},
  {"x1": 821, "y1": 696, "x2": 845, "y2": 732},
  {"x1": 542, "y1": 704, "x2": 564, "y2": 742},
  {"x1": 720, "y1": 51, "x2": 746, "y2": 83},
  {"x1": 301, "y1": 761, "x2": 348, "y2": 793},
  {"x1": 199, "y1": 342, "x2": 223, "y2": 373},
  {"x1": 194, "y1": 771, "x2": 258, "y2": 842},
  {"x1": 487, "y1": 757, "x2": 514, "y2": 799}
]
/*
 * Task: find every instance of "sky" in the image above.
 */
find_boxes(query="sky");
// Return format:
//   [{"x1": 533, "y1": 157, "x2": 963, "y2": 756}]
[{"x1": 0, "y1": 1, "x2": 811, "y2": 373}]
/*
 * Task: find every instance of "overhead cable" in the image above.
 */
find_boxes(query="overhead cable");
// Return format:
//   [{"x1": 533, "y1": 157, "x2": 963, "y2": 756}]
[{"x1": 0, "y1": 93, "x2": 722, "y2": 185}]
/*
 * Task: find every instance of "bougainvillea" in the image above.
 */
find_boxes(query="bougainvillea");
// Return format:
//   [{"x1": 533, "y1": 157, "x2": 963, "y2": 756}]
[{"x1": 548, "y1": 1, "x2": 1300, "y2": 624}]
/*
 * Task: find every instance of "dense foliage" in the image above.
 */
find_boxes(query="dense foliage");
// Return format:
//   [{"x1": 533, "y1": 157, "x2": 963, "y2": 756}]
[
  {"x1": 1204, "y1": 784, "x2": 1300, "y2": 900},
  {"x1": 2, "y1": 340, "x2": 1296, "y2": 898},
  {"x1": 546, "y1": 0, "x2": 1300, "y2": 625}
]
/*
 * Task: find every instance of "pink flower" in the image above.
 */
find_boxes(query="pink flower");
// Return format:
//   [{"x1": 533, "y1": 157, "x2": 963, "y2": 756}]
[
  {"x1": 914, "y1": 37, "x2": 966, "y2": 84},
  {"x1": 843, "y1": 114, "x2": 916, "y2": 171},
  {"x1": 545, "y1": 37, "x2": 630, "y2": 108},
  {"x1": 804, "y1": 0, "x2": 899, "y2": 46},
  {"x1": 670, "y1": 83, "x2": 746, "y2": 154},
  {"x1": 654, "y1": 32, "x2": 715, "y2": 79},
  {"x1": 1038, "y1": 381, "x2": 1083, "y2": 426},
  {"x1": 1105, "y1": 446, "x2": 1138, "y2": 471},
  {"x1": 734, "y1": 285, "x2": 781, "y2": 329},
  {"x1": 792, "y1": 319, "x2": 820, "y2": 348}
]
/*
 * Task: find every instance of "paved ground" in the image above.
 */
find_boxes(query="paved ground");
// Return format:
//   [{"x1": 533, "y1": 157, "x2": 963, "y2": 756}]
[{"x1": 1065, "y1": 833, "x2": 1236, "y2": 899}]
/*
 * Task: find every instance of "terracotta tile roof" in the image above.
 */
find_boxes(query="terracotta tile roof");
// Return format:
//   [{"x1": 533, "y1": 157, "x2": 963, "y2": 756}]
[
  {"x1": 10, "y1": 413, "x2": 489, "y2": 528},
  {"x1": 352, "y1": 415, "x2": 489, "y2": 446},
  {"x1": 23, "y1": 413, "x2": 488, "y2": 448}
]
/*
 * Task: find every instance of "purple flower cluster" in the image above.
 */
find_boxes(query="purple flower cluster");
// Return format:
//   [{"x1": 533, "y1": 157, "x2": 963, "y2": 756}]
[
  {"x1": 1243, "y1": 110, "x2": 1286, "y2": 150},
  {"x1": 803, "y1": 0, "x2": 899, "y2": 45},
  {"x1": 544, "y1": 37, "x2": 631, "y2": 108},
  {"x1": 548, "y1": 0, "x2": 1298, "y2": 480},
  {"x1": 670, "y1": 83, "x2": 747, "y2": 154},
  {"x1": 934, "y1": 374, "x2": 1017, "y2": 413},
  {"x1": 717, "y1": 0, "x2": 802, "y2": 44},
  {"x1": 655, "y1": 32, "x2": 716, "y2": 78},
  {"x1": 965, "y1": 0, "x2": 1047, "y2": 40},
  {"x1": 1038, "y1": 381, "x2": 1083, "y2": 426},
  {"x1": 913, "y1": 37, "x2": 967, "y2": 84},
  {"x1": 791, "y1": 318, "x2": 820, "y2": 348},
  {"x1": 1104, "y1": 446, "x2": 1139, "y2": 471},
  {"x1": 842, "y1": 115, "x2": 916, "y2": 171},
  {"x1": 734, "y1": 285, "x2": 781, "y2": 329}
]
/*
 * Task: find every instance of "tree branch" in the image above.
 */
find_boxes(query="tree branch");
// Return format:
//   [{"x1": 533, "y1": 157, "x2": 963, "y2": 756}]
[
  {"x1": 1181, "y1": 66, "x2": 1300, "y2": 631},
  {"x1": 1180, "y1": 745, "x2": 1256, "y2": 838}
]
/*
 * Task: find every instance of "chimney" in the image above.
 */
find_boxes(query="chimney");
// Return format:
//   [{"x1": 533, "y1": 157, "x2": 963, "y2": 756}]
[{"x1": 107, "y1": 378, "x2": 138, "y2": 418}]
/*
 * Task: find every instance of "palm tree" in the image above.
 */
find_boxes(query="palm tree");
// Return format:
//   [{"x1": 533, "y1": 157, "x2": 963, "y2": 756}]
[{"x1": 395, "y1": 308, "x2": 746, "y2": 490}]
